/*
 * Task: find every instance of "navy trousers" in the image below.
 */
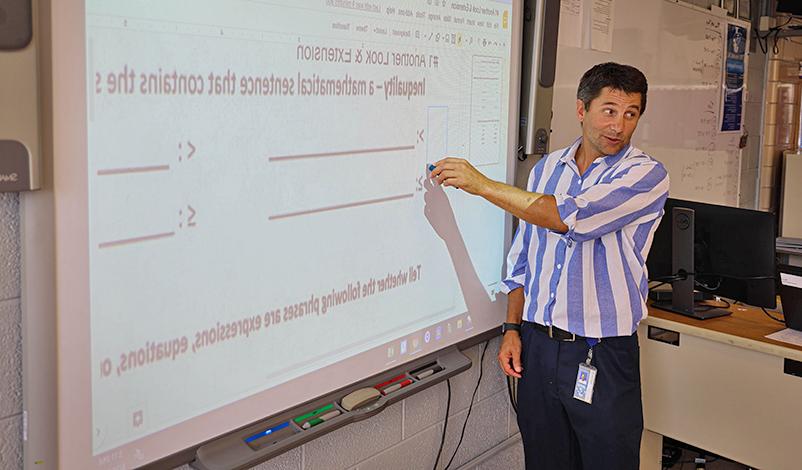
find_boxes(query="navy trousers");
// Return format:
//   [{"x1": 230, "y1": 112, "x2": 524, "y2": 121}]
[{"x1": 516, "y1": 322, "x2": 643, "y2": 470}]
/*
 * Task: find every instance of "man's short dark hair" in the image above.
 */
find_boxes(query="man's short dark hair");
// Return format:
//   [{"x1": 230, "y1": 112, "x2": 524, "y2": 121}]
[{"x1": 577, "y1": 62, "x2": 648, "y2": 115}]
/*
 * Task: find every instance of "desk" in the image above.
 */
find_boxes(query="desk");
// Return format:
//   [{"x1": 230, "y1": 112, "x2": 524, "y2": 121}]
[{"x1": 637, "y1": 303, "x2": 802, "y2": 470}]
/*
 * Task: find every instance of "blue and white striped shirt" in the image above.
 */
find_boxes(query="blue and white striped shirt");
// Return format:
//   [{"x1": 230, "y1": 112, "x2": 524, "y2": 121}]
[{"x1": 501, "y1": 138, "x2": 670, "y2": 337}]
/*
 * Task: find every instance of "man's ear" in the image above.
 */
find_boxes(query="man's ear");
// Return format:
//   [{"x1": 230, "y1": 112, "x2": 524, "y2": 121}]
[{"x1": 576, "y1": 99, "x2": 585, "y2": 124}]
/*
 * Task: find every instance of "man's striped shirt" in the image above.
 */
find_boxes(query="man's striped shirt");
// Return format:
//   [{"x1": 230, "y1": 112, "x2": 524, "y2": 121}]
[{"x1": 501, "y1": 138, "x2": 670, "y2": 338}]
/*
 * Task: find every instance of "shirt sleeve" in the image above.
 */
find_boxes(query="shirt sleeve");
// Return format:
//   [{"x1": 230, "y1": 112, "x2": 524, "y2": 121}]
[
  {"x1": 553, "y1": 159, "x2": 669, "y2": 243},
  {"x1": 501, "y1": 222, "x2": 530, "y2": 293},
  {"x1": 500, "y1": 158, "x2": 545, "y2": 294}
]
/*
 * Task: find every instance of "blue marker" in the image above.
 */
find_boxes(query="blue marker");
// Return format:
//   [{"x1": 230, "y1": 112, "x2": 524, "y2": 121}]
[
  {"x1": 245, "y1": 421, "x2": 289, "y2": 443},
  {"x1": 428, "y1": 164, "x2": 435, "y2": 172}
]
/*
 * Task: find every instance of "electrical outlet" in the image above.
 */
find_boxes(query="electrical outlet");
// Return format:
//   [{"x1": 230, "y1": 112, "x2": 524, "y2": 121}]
[{"x1": 758, "y1": 16, "x2": 776, "y2": 32}]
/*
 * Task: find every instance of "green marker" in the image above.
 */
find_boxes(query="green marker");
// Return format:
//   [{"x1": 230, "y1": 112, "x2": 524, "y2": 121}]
[
  {"x1": 302, "y1": 418, "x2": 324, "y2": 429},
  {"x1": 293, "y1": 404, "x2": 334, "y2": 424},
  {"x1": 301, "y1": 410, "x2": 341, "y2": 429}
]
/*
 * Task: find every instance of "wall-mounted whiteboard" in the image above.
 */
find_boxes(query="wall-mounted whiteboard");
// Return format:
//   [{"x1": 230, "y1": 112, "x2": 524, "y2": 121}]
[
  {"x1": 46, "y1": 1, "x2": 522, "y2": 468},
  {"x1": 552, "y1": 0, "x2": 749, "y2": 206}
]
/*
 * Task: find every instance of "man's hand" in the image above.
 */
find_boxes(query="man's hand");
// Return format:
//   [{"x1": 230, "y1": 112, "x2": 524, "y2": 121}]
[
  {"x1": 498, "y1": 332, "x2": 523, "y2": 379},
  {"x1": 429, "y1": 157, "x2": 494, "y2": 196}
]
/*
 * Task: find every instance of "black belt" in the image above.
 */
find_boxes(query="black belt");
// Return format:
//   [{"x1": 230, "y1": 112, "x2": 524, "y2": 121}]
[{"x1": 525, "y1": 320, "x2": 585, "y2": 342}]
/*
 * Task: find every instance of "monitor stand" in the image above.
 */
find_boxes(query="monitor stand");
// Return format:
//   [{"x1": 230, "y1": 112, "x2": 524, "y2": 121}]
[
  {"x1": 651, "y1": 207, "x2": 730, "y2": 320},
  {"x1": 651, "y1": 300, "x2": 731, "y2": 320}
]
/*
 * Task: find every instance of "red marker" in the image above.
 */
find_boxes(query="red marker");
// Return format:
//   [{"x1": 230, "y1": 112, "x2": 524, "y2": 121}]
[
  {"x1": 381, "y1": 379, "x2": 413, "y2": 395},
  {"x1": 374, "y1": 373, "x2": 407, "y2": 390}
]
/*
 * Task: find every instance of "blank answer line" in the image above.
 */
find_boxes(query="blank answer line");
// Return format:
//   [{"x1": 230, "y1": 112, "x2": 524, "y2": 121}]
[
  {"x1": 97, "y1": 165, "x2": 170, "y2": 176},
  {"x1": 269, "y1": 193, "x2": 413, "y2": 220},
  {"x1": 268, "y1": 145, "x2": 414, "y2": 162},
  {"x1": 98, "y1": 232, "x2": 175, "y2": 249}
]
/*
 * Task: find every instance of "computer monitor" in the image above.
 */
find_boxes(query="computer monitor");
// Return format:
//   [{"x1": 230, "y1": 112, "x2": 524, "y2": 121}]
[
  {"x1": 647, "y1": 198, "x2": 777, "y2": 319},
  {"x1": 776, "y1": 0, "x2": 802, "y2": 16}
]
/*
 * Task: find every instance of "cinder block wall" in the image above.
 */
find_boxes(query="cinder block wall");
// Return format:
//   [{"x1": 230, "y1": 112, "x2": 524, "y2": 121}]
[{"x1": 0, "y1": 193, "x2": 22, "y2": 469}]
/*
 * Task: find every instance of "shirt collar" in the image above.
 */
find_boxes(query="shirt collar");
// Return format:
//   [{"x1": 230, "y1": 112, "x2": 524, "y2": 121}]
[
  {"x1": 559, "y1": 138, "x2": 633, "y2": 168},
  {"x1": 558, "y1": 137, "x2": 583, "y2": 165},
  {"x1": 603, "y1": 143, "x2": 633, "y2": 166}
]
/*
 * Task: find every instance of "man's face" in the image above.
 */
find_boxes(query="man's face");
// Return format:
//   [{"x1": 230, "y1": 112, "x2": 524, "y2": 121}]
[{"x1": 576, "y1": 87, "x2": 642, "y2": 159}]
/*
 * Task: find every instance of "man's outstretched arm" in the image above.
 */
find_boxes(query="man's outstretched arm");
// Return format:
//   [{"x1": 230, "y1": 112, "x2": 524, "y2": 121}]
[{"x1": 429, "y1": 157, "x2": 568, "y2": 233}]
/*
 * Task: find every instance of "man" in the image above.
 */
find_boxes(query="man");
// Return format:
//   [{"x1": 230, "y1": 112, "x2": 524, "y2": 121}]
[{"x1": 429, "y1": 62, "x2": 669, "y2": 469}]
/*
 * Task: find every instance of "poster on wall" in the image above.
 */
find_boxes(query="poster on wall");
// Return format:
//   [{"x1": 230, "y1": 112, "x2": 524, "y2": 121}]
[
  {"x1": 559, "y1": 0, "x2": 583, "y2": 48},
  {"x1": 720, "y1": 23, "x2": 746, "y2": 132}
]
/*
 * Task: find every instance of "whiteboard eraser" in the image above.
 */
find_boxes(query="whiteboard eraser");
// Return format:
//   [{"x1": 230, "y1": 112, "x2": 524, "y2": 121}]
[{"x1": 341, "y1": 388, "x2": 381, "y2": 411}]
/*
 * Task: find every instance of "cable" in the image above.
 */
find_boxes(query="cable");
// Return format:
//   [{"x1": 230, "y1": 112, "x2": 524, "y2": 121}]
[
  {"x1": 773, "y1": 28, "x2": 781, "y2": 55},
  {"x1": 756, "y1": 29, "x2": 768, "y2": 54},
  {"x1": 648, "y1": 281, "x2": 668, "y2": 290},
  {"x1": 649, "y1": 271, "x2": 697, "y2": 292},
  {"x1": 778, "y1": 16, "x2": 794, "y2": 27},
  {"x1": 649, "y1": 271, "x2": 694, "y2": 284},
  {"x1": 695, "y1": 277, "x2": 721, "y2": 291},
  {"x1": 432, "y1": 379, "x2": 452, "y2": 470},
  {"x1": 650, "y1": 271, "x2": 774, "y2": 284},
  {"x1": 761, "y1": 307, "x2": 785, "y2": 324},
  {"x1": 442, "y1": 341, "x2": 488, "y2": 470},
  {"x1": 696, "y1": 273, "x2": 774, "y2": 281},
  {"x1": 754, "y1": 15, "x2": 794, "y2": 54}
]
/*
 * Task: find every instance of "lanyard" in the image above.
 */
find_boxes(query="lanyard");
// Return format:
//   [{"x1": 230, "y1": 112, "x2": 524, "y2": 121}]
[{"x1": 585, "y1": 338, "x2": 600, "y2": 365}]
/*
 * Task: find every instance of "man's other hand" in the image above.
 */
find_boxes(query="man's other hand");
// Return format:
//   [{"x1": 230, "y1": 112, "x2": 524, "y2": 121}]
[
  {"x1": 429, "y1": 157, "x2": 492, "y2": 196},
  {"x1": 498, "y1": 332, "x2": 523, "y2": 379}
]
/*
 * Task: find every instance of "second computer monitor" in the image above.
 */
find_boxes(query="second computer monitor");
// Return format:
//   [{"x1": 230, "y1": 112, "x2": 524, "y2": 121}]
[{"x1": 647, "y1": 198, "x2": 776, "y2": 309}]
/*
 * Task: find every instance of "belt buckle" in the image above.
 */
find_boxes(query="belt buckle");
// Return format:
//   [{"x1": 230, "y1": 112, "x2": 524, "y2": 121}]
[{"x1": 549, "y1": 325, "x2": 576, "y2": 342}]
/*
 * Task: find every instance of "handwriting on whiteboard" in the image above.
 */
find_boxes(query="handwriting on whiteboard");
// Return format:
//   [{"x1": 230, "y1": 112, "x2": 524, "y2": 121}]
[{"x1": 673, "y1": 18, "x2": 738, "y2": 204}]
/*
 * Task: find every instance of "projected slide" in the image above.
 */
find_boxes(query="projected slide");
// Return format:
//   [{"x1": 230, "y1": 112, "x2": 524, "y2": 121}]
[{"x1": 83, "y1": 0, "x2": 514, "y2": 458}]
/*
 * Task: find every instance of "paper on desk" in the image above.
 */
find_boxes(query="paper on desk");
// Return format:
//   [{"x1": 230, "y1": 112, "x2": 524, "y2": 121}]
[{"x1": 766, "y1": 328, "x2": 802, "y2": 347}]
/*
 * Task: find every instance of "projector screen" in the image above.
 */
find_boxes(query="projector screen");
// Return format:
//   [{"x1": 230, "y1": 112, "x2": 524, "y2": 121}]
[{"x1": 50, "y1": 0, "x2": 522, "y2": 467}]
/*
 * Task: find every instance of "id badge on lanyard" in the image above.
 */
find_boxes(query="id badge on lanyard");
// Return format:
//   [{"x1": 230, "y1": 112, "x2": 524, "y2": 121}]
[{"x1": 573, "y1": 339, "x2": 600, "y2": 404}]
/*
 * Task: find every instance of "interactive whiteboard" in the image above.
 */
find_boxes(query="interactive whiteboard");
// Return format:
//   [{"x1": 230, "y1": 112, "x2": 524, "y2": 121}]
[{"x1": 49, "y1": 1, "x2": 521, "y2": 468}]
